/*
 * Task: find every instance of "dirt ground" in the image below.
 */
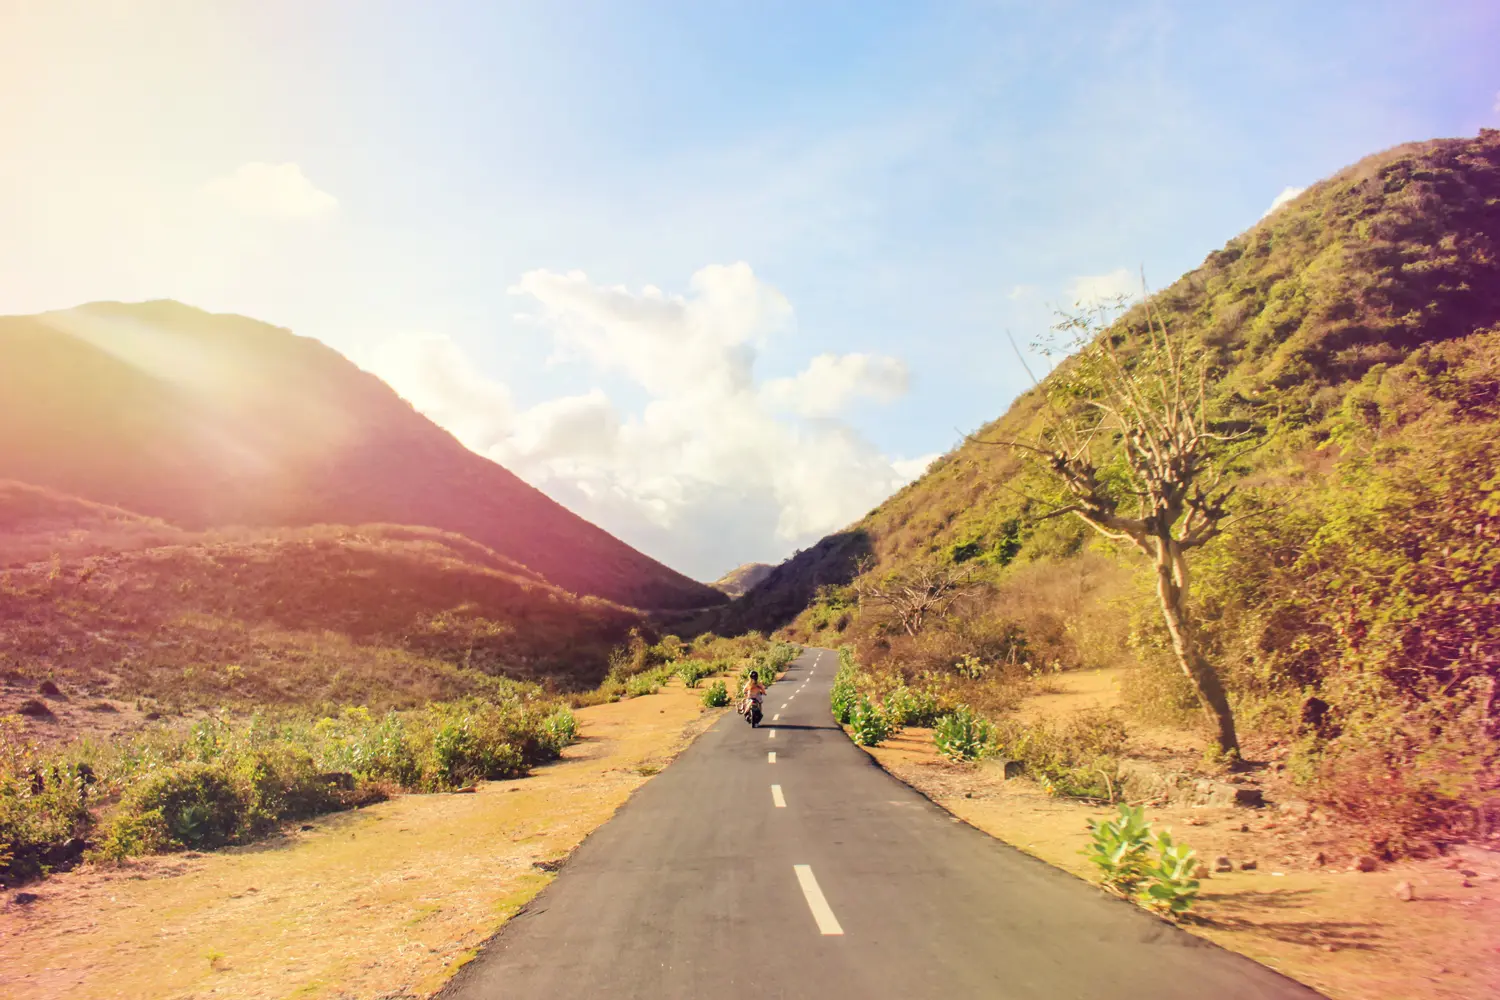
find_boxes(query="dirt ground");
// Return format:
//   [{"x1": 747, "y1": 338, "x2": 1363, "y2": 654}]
[
  {"x1": 860, "y1": 670, "x2": 1500, "y2": 1000},
  {"x1": 0, "y1": 681, "x2": 724, "y2": 1000}
]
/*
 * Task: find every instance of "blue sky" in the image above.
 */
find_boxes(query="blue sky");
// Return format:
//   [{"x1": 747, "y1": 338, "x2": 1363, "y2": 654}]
[{"x1": 2, "y1": 1, "x2": 1498, "y2": 578}]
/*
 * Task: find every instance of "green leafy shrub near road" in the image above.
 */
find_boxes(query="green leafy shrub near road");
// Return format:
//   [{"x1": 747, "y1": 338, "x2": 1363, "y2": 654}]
[
  {"x1": 884, "y1": 683, "x2": 942, "y2": 728},
  {"x1": 830, "y1": 654, "x2": 859, "y2": 725},
  {"x1": 849, "y1": 696, "x2": 891, "y2": 746},
  {"x1": 933, "y1": 705, "x2": 993, "y2": 761},
  {"x1": 701, "y1": 680, "x2": 730, "y2": 707},
  {"x1": 1085, "y1": 804, "x2": 1200, "y2": 918}
]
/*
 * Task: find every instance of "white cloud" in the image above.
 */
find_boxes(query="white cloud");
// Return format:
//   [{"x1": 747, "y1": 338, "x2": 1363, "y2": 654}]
[
  {"x1": 1261, "y1": 185, "x2": 1306, "y2": 219},
  {"x1": 201, "y1": 162, "x2": 339, "y2": 220},
  {"x1": 1067, "y1": 268, "x2": 1138, "y2": 306},
  {"x1": 761, "y1": 352, "x2": 909, "y2": 418},
  {"x1": 367, "y1": 264, "x2": 925, "y2": 579}
]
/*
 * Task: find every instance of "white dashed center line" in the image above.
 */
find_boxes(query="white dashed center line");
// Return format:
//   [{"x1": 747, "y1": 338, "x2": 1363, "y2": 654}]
[
  {"x1": 768, "y1": 752, "x2": 776, "y2": 763},
  {"x1": 769, "y1": 729, "x2": 777, "y2": 739},
  {"x1": 771, "y1": 785, "x2": 786, "y2": 808},
  {"x1": 793, "y1": 865, "x2": 844, "y2": 936},
  {"x1": 773, "y1": 714, "x2": 780, "y2": 721}
]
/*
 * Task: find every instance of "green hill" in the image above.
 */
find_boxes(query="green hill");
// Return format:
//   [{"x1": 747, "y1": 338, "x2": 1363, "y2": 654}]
[{"x1": 727, "y1": 130, "x2": 1500, "y2": 855}]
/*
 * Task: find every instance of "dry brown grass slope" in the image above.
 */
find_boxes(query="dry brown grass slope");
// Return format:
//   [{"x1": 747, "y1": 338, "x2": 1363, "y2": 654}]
[{"x1": 0, "y1": 487, "x2": 645, "y2": 743}]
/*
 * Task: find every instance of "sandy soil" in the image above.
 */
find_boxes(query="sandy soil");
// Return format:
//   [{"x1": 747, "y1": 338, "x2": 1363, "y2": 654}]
[
  {"x1": 859, "y1": 677, "x2": 1500, "y2": 1000},
  {"x1": 0, "y1": 681, "x2": 724, "y2": 1000}
]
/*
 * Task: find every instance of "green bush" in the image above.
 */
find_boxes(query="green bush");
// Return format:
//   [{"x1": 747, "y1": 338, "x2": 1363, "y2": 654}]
[
  {"x1": 1085, "y1": 804, "x2": 1200, "y2": 918},
  {"x1": 675, "y1": 660, "x2": 718, "y2": 688},
  {"x1": 849, "y1": 696, "x2": 891, "y2": 746},
  {"x1": 933, "y1": 705, "x2": 993, "y2": 761},
  {"x1": 1085, "y1": 803, "x2": 1155, "y2": 895},
  {"x1": 701, "y1": 680, "x2": 730, "y2": 707},
  {"x1": 114, "y1": 763, "x2": 245, "y2": 852},
  {"x1": 884, "y1": 684, "x2": 942, "y2": 728},
  {"x1": 830, "y1": 647, "x2": 860, "y2": 724}
]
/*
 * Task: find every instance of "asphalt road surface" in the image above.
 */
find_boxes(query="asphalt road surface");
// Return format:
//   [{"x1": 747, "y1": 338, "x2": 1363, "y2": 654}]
[{"x1": 442, "y1": 647, "x2": 1321, "y2": 999}]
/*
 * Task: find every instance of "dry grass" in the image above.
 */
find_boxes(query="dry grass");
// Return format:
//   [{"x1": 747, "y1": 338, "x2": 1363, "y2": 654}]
[
  {"x1": 0, "y1": 521, "x2": 645, "y2": 738},
  {"x1": 0, "y1": 680, "x2": 723, "y2": 1000}
]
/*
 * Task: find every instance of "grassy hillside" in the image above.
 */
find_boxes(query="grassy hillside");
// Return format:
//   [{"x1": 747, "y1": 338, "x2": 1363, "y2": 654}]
[
  {"x1": 733, "y1": 130, "x2": 1500, "y2": 855},
  {"x1": 0, "y1": 301, "x2": 724, "y2": 611},
  {"x1": 0, "y1": 508, "x2": 644, "y2": 730}
]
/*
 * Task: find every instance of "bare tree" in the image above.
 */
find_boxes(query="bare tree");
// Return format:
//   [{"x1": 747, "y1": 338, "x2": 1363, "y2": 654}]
[
  {"x1": 989, "y1": 291, "x2": 1269, "y2": 758},
  {"x1": 854, "y1": 557, "x2": 980, "y2": 637}
]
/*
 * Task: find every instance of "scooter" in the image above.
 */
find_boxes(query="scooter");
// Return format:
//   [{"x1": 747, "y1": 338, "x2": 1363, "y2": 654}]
[{"x1": 743, "y1": 697, "x2": 764, "y2": 728}]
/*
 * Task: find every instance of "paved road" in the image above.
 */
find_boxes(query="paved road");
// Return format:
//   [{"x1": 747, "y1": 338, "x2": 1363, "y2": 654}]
[{"x1": 442, "y1": 647, "x2": 1320, "y2": 999}]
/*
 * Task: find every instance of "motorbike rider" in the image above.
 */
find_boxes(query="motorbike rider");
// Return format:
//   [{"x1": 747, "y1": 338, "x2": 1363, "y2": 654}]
[{"x1": 743, "y1": 671, "x2": 767, "y2": 720}]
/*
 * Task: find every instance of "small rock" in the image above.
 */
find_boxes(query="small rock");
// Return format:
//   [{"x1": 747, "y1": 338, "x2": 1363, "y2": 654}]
[
  {"x1": 1237, "y1": 822, "x2": 1250, "y2": 833},
  {"x1": 1353, "y1": 856, "x2": 1378, "y2": 872},
  {"x1": 1214, "y1": 855, "x2": 1234, "y2": 873},
  {"x1": 1187, "y1": 817, "x2": 1206, "y2": 826},
  {"x1": 1394, "y1": 880, "x2": 1414, "y2": 901},
  {"x1": 453, "y1": 785, "x2": 478, "y2": 794},
  {"x1": 1240, "y1": 859, "x2": 1259, "y2": 871},
  {"x1": 532, "y1": 859, "x2": 563, "y2": 872},
  {"x1": 1323, "y1": 944, "x2": 1337, "y2": 953},
  {"x1": 1462, "y1": 879, "x2": 1474, "y2": 888},
  {"x1": 1194, "y1": 863, "x2": 1210, "y2": 879},
  {"x1": 37, "y1": 680, "x2": 62, "y2": 697},
  {"x1": 1313, "y1": 851, "x2": 1327, "y2": 866},
  {"x1": 16, "y1": 699, "x2": 54, "y2": 719},
  {"x1": 1460, "y1": 869, "x2": 1478, "y2": 878},
  {"x1": 12, "y1": 892, "x2": 39, "y2": 905},
  {"x1": 300, "y1": 824, "x2": 314, "y2": 831}
]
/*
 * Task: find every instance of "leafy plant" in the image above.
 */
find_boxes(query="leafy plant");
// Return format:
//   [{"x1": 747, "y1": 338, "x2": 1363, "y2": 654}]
[
  {"x1": 1085, "y1": 804, "x2": 1200, "y2": 918},
  {"x1": 933, "y1": 705, "x2": 993, "y2": 761},
  {"x1": 883, "y1": 683, "x2": 942, "y2": 728},
  {"x1": 701, "y1": 680, "x2": 730, "y2": 708},
  {"x1": 849, "y1": 696, "x2": 891, "y2": 746},
  {"x1": 1140, "y1": 830, "x2": 1200, "y2": 917},
  {"x1": 1085, "y1": 803, "x2": 1155, "y2": 895}
]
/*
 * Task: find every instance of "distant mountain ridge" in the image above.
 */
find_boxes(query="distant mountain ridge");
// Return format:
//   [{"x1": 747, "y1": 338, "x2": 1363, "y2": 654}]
[
  {"x1": 710, "y1": 561, "x2": 776, "y2": 598},
  {"x1": 0, "y1": 301, "x2": 724, "y2": 610}
]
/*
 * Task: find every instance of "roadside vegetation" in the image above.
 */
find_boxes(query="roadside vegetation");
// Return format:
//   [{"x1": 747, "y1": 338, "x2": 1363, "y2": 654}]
[
  {"x1": 1, "y1": 622, "x2": 787, "y2": 882},
  {"x1": 796, "y1": 131, "x2": 1500, "y2": 862}
]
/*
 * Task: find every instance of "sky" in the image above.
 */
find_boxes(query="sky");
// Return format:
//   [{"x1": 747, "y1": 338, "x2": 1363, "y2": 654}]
[{"x1": 2, "y1": 1, "x2": 1498, "y2": 581}]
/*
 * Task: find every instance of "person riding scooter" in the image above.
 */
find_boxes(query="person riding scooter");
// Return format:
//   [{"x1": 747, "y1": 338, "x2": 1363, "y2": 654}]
[{"x1": 742, "y1": 671, "x2": 767, "y2": 727}]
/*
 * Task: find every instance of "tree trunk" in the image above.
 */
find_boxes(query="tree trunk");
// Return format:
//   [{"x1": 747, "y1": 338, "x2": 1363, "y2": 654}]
[{"x1": 1153, "y1": 538, "x2": 1240, "y2": 757}]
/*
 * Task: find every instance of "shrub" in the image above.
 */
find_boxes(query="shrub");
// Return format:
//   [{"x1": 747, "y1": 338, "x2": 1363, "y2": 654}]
[
  {"x1": 701, "y1": 680, "x2": 730, "y2": 707},
  {"x1": 1085, "y1": 803, "x2": 1154, "y2": 895},
  {"x1": 990, "y1": 709, "x2": 1127, "y2": 800},
  {"x1": 933, "y1": 705, "x2": 993, "y2": 761},
  {"x1": 113, "y1": 763, "x2": 245, "y2": 852},
  {"x1": 830, "y1": 647, "x2": 860, "y2": 724},
  {"x1": 676, "y1": 660, "x2": 717, "y2": 688},
  {"x1": 1141, "y1": 830, "x2": 1200, "y2": 917},
  {"x1": 540, "y1": 707, "x2": 578, "y2": 755},
  {"x1": 849, "y1": 696, "x2": 891, "y2": 746},
  {"x1": 1085, "y1": 804, "x2": 1200, "y2": 918},
  {"x1": 883, "y1": 684, "x2": 942, "y2": 728}
]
